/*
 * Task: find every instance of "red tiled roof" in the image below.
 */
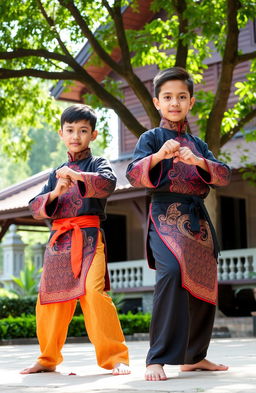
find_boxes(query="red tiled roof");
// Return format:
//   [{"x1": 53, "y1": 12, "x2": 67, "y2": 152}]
[{"x1": 0, "y1": 169, "x2": 50, "y2": 213}]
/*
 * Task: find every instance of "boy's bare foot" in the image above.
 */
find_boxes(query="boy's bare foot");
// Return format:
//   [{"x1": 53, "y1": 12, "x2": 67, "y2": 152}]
[
  {"x1": 180, "y1": 359, "x2": 228, "y2": 372},
  {"x1": 112, "y1": 363, "x2": 131, "y2": 375},
  {"x1": 145, "y1": 364, "x2": 167, "y2": 381},
  {"x1": 20, "y1": 362, "x2": 56, "y2": 374}
]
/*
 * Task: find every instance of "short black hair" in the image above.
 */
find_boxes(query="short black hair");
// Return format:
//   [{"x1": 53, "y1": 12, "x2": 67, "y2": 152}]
[
  {"x1": 153, "y1": 67, "x2": 194, "y2": 98},
  {"x1": 60, "y1": 104, "x2": 97, "y2": 130}
]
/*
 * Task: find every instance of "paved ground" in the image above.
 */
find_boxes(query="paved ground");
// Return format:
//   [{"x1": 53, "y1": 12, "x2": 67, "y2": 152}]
[{"x1": 0, "y1": 338, "x2": 256, "y2": 393}]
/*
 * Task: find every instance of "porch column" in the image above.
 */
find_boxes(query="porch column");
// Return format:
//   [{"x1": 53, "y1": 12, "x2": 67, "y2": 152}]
[
  {"x1": 31, "y1": 243, "x2": 45, "y2": 271},
  {"x1": 1, "y1": 224, "x2": 26, "y2": 284}
]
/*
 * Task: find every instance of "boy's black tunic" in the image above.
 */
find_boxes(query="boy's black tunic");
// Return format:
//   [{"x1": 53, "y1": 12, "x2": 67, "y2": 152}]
[
  {"x1": 29, "y1": 148, "x2": 116, "y2": 305},
  {"x1": 126, "y1": 120, "x2": 231, "y2": 365}
]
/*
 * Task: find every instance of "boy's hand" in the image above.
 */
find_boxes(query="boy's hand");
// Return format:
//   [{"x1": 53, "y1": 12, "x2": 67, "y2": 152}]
[
  {"x1": 55, "y1": 177, "x2": 73, "y2": 196},
  {"x1": 47, "y1": 178, "x2": 73, "y2": 204},
  {"x1": 56, "y1": 166, "x2": 81, "y2": 182},
  {"x1": 174, "y1": 147, "x2": 209, "y2": 172},
  {"x1": 157, "y1": 139, "x2": 181, "y2": 160},
  {"x1": 150, "y1": 139, "x2": 180, "y2": 169},
  {"x1": 173, "y1": 146, "x2": 197, "y2": 165}
]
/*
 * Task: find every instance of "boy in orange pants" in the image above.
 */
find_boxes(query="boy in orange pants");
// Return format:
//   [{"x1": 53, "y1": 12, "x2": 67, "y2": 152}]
[{"x1": 21, "y1": 104, "x2": 130, "y2": 375}]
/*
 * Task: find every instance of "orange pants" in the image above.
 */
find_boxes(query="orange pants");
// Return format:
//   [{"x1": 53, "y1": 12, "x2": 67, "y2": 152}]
[{"x1": 36, "y1": 233, "x2": 129, "y2": 369}]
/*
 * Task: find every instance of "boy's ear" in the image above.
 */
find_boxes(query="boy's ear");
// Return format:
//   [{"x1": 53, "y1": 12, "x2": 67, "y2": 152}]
[
  {"x1": 153, "y1": 97, "x2": 160, "y2": 110},
  {"x1": 58, "y1": 129, "x2": 63, "y2": 137},
  {"x1": 190, "y1": 96, "x2": 196, "y2": 110},
  {"x1": 91, "y1": 129, "x2": 98, "y2": 141}
]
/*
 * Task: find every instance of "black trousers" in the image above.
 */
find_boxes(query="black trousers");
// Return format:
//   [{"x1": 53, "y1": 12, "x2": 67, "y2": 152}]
[{"x1": 146, "y1": 223, "x2": 216, "y2": 366}]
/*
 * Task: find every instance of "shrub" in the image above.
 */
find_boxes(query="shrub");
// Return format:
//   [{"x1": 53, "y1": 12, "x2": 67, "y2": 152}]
[
  {"x1": 0, "y1": 296, "x2": 37, "y2": 318},
  {"x1": 119, "y1": 312, "x2": 151, "y2": 335},
  {"x1": 0, "y1": 296, "x2": 83, "y2": 318},
  {"x1": 0, "y1": 288, "x2": 17, "y2": 298},
  {"x1": 0, "y1": 312, "x2": 151, "y2": 340},
  {"x1": 68, "y1": 312, "x2": 151, "y2": 337},
  {"x1": 0, "y1": 315, "x2": 36, "y2": 339}
]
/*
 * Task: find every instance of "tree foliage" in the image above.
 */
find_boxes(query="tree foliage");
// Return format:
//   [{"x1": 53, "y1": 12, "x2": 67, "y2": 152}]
[
  {"x1": 0, "y1": 120, "x2": 108, "y2": 190},
  {"x1": 0, "y1": 0, "x2": 255, "y2": 159}
]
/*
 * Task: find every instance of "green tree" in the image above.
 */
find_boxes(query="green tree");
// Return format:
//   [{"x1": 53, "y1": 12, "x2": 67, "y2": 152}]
[
  {"x1": 0, "y1": 117, "x2": 108, "y2": 191},
  {"x1": 28, "y1": 127, "x2": 60, "y2": 174},
  {"x1": 0, "y1": 152, "x2": 31, "y2": 190},
  {"x1": 0, "y1": 0, "x2": 255, "y2": 159}
]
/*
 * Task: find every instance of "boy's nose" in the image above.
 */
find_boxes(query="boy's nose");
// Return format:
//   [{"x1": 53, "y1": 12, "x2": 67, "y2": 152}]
[{"x1": 171, "y1": 99, "x2": 179, "y2": 106}]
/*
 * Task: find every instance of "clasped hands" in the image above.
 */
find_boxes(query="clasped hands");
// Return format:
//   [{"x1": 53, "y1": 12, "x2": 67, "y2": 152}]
[
  {"x1": 50, "y1": 166, "x2": 82, "y2": 199},
  {"x1": 156, "y1": 139, "x2": 201, "y2": 166}
]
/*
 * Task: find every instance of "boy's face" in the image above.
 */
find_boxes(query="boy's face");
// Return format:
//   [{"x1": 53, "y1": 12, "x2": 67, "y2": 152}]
[
  {"x1": 153, "y1": 80, "x2": 195, "y2": 123},
  {"x1": 58, "y1": 119, "x2": 97, "y2": 154}
]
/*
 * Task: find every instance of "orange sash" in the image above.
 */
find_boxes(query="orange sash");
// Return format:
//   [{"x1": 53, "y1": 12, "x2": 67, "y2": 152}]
[{"x1": 50, "y1": 216, "x2": 100, "y2": 279}]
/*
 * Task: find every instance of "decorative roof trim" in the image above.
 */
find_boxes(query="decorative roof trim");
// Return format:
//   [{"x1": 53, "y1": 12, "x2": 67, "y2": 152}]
[{"x1": 0, "y1": 169, "x2": 51, "y2": 201}]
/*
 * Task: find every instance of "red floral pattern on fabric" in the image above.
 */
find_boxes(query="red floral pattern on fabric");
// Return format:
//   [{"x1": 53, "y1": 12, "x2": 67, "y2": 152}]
[
  {"x1": 203, "y1": 159, "x2": 231, "y2": 186},
  {"x1": 158, "y1": 203, "x2": 182, "y2": 225},
  {"x1": 52, "y1": 163, "x2": 82, "y2": 218},
  {"x1": 67, "y1": 148, "x2": 91, "y2": 162},
  {"x1": 126, "y1": 155, "x2": 157, "y2": 188},
  {"x1": 81, "y1": 173, "x2": 116, "y2": 198},
  {"x1": 54, "y1": 184, "x2": 83, "y2": 219},
  {"x1": 168, "y1": 137, "x2": 209, "y2": 196},
  {"x1": 160, "y1": 117, "x2": 188, "y2": 133},
  {"x1": 68, "y1": 161, "x2": 115, "y2": 198},
  {"x1": 29, "y1": 194, "x2": 51, "y2": 219},
  {"x1": 40, "y1": 230, "x2": 95, "y2": 304},
  {"x1": 152, "y1": 203, "x2": 217, "y2": 304}
]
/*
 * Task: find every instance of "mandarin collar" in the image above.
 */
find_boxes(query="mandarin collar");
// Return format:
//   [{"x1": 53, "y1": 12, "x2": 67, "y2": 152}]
[
  {"x1": 160, "y1": 117, "x2": 188, "y2": 133},
  {"x1": 67, "y1": 148, "x2": 91, "y2": 162}
]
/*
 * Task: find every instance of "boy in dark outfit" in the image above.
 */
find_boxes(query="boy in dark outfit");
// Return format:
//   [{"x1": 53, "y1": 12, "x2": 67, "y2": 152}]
[{"x1": 126, "y1": 67, "x2": 230, "y2": 381}]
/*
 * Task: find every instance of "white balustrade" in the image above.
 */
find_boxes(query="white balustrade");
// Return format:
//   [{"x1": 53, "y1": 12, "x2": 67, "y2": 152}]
[
  {"x1": 109, "y1": 249, "x2": 256, "y2": 290},
  {"x1": 2, "y1": 236, "x2": 255, "y2": 289},
  {"x1": 108, "y1": 259, "x2": 155, "y2": 289},
  {"x1": 218, "y1": 248, "x2": 256, "y2": 281}
]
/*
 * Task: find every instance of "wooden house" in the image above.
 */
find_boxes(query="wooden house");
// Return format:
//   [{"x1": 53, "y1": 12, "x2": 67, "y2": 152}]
[{"x1": 1, "y1": 0, "x2": 256, "y2": 315}]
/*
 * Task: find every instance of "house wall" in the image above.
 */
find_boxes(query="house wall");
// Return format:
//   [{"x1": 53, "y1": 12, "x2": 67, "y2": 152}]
[{"x1": 118, "y1": 21, "x2": 256, "y2": 157}]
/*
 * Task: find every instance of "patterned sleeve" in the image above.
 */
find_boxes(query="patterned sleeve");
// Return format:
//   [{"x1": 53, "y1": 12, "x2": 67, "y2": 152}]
[
  {"x1": 77, "y1": 157, "x2": 117, "y2": 198},
  {"x1": 195, "y1": 138, "x2": 231, "y2": 186},
  {"x1": 126, "y1": 131, "x2": 162, "y2": 188},
  {"x1": 29, "y1": 171, "x2": 58, "y2": 220}
]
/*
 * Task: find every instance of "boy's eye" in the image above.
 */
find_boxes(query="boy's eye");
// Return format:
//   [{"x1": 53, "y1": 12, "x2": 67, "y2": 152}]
[
  {"x1": 180, "y1": 95, "x2": 187, "y2": 100},
  {"x1": 81, "y1": 129, "x2": 88, "y2": 133}
]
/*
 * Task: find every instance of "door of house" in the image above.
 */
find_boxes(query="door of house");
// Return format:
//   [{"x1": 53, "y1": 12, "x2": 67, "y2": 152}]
[
  {"x1": 101, "y1": 214, "x2": 127, "y2": 262},
  {"x1": 220, "y1": 196, "x2": 247, "y2": 250}
]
